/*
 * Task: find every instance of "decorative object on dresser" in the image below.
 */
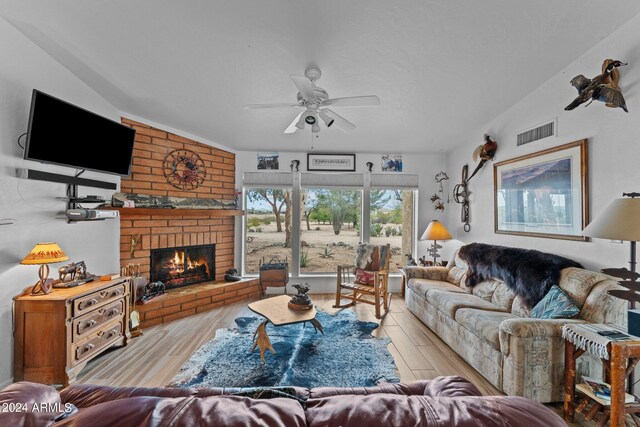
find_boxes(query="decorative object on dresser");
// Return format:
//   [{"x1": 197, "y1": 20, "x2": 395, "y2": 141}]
[
  {"x1": 53, "y1": 260, "x2": 96, "y2": 289},
  {"x1": 420, "y1": 220, "x2": 452, "y2": 265},
  {"x1": 20, "y1": 242, "x2": 69, "y2": 296},
  {"x1": 13, "y1": 277, "x2": 131, "y2": 386},
  {"x1": 494, "y1": 139, "x2": 589, "y2": 241},
  {"x1": 565, "y1": 59, "x2": 628, "y2": 113}
]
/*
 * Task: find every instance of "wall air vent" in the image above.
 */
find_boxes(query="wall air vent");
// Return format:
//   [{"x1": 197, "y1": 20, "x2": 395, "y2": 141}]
[{"x1": 516, "y1": 118, "x2": 557, "y2": 146}]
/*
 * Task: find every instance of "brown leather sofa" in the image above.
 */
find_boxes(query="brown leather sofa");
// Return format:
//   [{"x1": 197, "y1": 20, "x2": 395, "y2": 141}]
[{"x1": 0, "y1": 376, "x2": 565, "y2": 426}]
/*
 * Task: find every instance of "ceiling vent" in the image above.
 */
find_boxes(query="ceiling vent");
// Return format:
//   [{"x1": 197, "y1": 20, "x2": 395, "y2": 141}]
[{"x1": 516, "y1": 118, "x2": 557, "y2": 146}]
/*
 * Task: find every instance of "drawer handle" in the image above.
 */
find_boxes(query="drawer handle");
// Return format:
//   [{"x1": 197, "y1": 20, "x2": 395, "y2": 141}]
[
  {"x1": 107, "y1": 308, "x2": 119, "y2": 317},
  {"x1": 106, "y1": 330, "x2": 117, "y2": 339},
  {"x1": 82, "y1": 343, "x2": 95, "y2": 354},
  {"x1": 85, "y1": 320, "x2": 97, "y2": 329},
  {"x1": 82, "y1": 298, "x2": 99, "y2": 309},
  {"x1": 110, "y1": 290, "x2": 122, "y2": 297}
]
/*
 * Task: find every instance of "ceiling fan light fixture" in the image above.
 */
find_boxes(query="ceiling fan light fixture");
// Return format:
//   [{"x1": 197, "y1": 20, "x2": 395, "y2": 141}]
[
  {"x1": 318, "y1": 109, "x2": 334, "y2": 127},
  {"x1": 305, "y1": 114, "x2": 317, "y2": 125}
]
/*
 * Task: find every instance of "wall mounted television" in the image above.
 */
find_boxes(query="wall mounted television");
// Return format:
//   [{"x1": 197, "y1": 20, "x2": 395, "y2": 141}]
[{"x1": 24, "y1": 89, "x2": 136, "y2": 176}]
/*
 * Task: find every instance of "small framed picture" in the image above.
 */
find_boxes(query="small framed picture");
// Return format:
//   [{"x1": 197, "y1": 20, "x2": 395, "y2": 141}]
[
  {"x1": 307, "y1": 153, "x2": 356, "y2": 172},
  {"x1": 382, "y1": 154, "x2": 403, "y2": 172},
  {"x1": 257, "y1": 152, "x2": 279, "y2": 170}
]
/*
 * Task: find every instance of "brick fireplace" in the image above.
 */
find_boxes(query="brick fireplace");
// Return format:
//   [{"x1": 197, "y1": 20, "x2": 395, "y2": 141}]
[{"x1": 117, "y1": 119, "x2": 259, "y2": 326}]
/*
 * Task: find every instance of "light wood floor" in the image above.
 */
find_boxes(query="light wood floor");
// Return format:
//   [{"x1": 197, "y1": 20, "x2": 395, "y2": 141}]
[{"x1": 78, "y1": 293, "x2": 621, "y2": 426}]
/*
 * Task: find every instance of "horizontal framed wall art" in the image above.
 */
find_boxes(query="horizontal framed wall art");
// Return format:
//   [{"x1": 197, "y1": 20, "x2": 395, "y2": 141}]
[
  {"x1": 494, "y1": 139, "x2": 589, "y2": 241},
  {"x1": 307, "y1": 153, "x2": 356, "y2": 172}
]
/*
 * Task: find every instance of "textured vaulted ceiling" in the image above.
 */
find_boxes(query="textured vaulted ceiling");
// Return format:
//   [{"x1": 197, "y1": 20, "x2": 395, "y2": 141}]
[{"x1": 2, "y1": 1, "x2": 640, "y2": 153}]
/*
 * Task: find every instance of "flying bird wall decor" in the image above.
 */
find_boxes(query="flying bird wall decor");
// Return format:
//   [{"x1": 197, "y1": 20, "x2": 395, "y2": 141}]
[{"x1": 565, "y1": 59, "x2": 629, "y2": 113}]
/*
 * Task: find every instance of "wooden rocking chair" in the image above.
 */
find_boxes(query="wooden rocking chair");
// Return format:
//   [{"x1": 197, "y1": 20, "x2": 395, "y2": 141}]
[{"x1": 334, "y1": 243, "x2": 391, "y2": 319}]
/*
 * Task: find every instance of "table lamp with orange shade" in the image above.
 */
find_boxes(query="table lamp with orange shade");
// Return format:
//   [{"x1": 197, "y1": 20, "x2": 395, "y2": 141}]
[{"x1": 20, "y1": 242, "x2": 69, "y2": 295}]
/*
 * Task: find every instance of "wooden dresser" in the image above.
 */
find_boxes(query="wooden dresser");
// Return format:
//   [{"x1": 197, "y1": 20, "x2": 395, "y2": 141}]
[{"x1": 13, "y1": 278, "x2": 131, "y2": 387}]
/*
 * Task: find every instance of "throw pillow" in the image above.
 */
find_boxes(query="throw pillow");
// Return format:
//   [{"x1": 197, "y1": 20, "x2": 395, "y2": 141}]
[
  {"x1": 355, "y1": 268, "x2": 375, "y2": 285},
  {"x1": 530, "y1": 285, "x2": 580, "y2": 319}
]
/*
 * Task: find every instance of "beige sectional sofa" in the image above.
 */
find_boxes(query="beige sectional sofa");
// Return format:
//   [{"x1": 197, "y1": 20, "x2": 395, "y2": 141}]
[{"x1": 404, "y1": 249, "x2": 626, "y2": 403}]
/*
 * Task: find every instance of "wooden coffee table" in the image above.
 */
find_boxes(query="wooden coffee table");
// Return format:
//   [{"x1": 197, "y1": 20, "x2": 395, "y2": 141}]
[{"x1": 248, "y1": 295, "x2": 323, "y2": 363}]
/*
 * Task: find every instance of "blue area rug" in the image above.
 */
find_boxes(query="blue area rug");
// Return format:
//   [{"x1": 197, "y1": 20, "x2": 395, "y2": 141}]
[{"x1": 169, "y1": 309, "x2": 399, "y2": 389}]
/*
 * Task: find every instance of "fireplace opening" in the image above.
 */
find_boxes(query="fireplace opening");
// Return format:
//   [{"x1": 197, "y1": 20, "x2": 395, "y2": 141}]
[{"x1": 150, "y1": 244, "x2": 215, "y2": 289}]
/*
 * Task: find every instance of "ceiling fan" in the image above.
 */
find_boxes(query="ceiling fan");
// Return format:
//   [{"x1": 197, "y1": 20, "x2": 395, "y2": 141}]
[{"x1": 243, "y1": 68, "x2": 380, "y2": 134}]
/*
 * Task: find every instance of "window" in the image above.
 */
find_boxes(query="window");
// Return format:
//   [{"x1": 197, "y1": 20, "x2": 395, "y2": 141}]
[
  {"x1": 370, "y1": 190, "x2": 414, "y2": 273},
  {"x1": 244, "y1": 188, "x2": 292, "y2": 274},
  {"x1": 300, "y1": 188, "x2": 362, "y2": 273},
  {"x1": 242, "y1": 172, "x2": 417, "y2": 276}
]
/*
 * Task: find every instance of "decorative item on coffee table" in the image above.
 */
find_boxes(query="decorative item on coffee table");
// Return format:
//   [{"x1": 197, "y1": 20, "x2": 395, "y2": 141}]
[{"x1": 288, "y1": 283, "x2": 313, "y2": 310}]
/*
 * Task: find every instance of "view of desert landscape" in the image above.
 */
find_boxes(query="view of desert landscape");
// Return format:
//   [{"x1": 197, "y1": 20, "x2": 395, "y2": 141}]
[{"x1": 245, "y1": 219, "x2": 405, "y2": 274}]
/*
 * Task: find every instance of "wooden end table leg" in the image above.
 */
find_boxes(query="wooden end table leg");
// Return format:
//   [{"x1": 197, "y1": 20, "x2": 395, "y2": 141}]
[
  {"x1": 610, "y1": 344, "x2": 627, "y2": 427},
  {"x1": 564, "y1": 340, "x2": 578, "y2": 422},
  {"x1": 251, "y1": 320, "x2": 275, "y2": 363}
]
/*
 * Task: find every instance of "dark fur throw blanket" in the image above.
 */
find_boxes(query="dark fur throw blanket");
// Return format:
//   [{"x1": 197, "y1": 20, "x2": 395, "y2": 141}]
[{"x1": 457, "y1": 243, "x2": 582, "y2": 308}]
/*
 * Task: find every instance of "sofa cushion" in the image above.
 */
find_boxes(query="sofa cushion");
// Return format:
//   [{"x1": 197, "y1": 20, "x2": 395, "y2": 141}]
[
  {"x1": 455, "y1": 308, "x2": 517, "y2": 350},
  {"x1": 491, "y1": 282, "x2": 516, "y2": 311},
  {"x1": 0, "y1": 382, "x2": 66, "y2": 426},
  {"x1": 408, "y1": 278, "x2": 467, "y2": 299},
  {"x1": 447, "y1": 266, "x2": 466, "y2": 286},
  {"x1": 530, "y1": 285, "x2": 580, "y2": 319},
  {"x1": 511, "y1": 295, "x2": 531, "y2": 318},
  {"x1": 428, "y1": 290, "x2": 508, "y2": 319},
  {"x1": 558, "y1": 267, "x2": 610, "y2": 309},
  {"x1": 305, "y1": 394, "x2": 566, "y2": 427},
  {"x1": 470, "y1": 280, "x2": 500, "y2": 302}
]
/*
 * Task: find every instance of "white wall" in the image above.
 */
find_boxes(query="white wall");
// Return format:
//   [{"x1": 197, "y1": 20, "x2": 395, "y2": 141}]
[
  {"x1": 0, "y1": 18, "x2": 121, "y2": 387},
  {"x1": 234, "y1": 149, "x2": 447, "y2": 292},
  {"x1": 445, "y1": 14, "x2": 640, "y2": 271}
]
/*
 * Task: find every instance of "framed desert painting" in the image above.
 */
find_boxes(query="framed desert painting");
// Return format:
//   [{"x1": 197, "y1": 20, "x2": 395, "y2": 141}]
[{"x1": 494, "y1": 139, "x2": 588, "y2": 241}]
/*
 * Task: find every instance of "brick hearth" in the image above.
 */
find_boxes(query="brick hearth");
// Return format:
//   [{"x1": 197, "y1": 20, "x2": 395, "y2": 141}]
[{"x1": 137, "y1": 279, "x2": 260, "y2": 327}]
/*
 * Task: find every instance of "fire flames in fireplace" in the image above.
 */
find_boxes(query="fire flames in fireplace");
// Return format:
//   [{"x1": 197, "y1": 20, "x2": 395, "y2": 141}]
[{"x1": 150, "y1": 244, "x2": 215, "y2": 289}]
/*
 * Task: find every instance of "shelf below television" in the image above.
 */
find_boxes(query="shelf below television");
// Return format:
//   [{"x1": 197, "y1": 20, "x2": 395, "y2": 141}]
[{"x1": 104, "y1": 207, "x2": 244, "y2": 218}]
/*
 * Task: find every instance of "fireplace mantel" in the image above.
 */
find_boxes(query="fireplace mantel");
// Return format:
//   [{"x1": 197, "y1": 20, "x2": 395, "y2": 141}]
[{"x1": 107, "y1": 207, "x2": 244, "y2": 218}]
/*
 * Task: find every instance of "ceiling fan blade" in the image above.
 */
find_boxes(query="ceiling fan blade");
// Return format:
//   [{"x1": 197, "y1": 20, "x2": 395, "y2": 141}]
[
  {"x1": 243, "y1": 103, "x2": 301, "y2": 110},
  {"x1": 283, "y1": 112, "x2": 304, "y2": 134},
  {"x1": 290, "y1": 75, "x2": 317, "y2": 101},
  {"x1": 323, "y1": 109, "x2": 356, "y2": 132},
  {"x1": 325, "y1": 95, "x2": 380, "y2": 108}
]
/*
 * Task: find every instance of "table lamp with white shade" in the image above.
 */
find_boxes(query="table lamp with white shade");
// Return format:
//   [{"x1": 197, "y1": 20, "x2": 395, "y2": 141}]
[
  {"x1": 20, "y1": 242, "x2": 69, "y2": 295},
  {"x1": 420, "y1": 220, "x2": 452, "y2": 265}
]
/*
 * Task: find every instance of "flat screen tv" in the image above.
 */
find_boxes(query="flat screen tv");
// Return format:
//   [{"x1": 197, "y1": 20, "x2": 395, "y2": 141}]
[{"x1": 24, "y1": 89, "x2": 136, "y2": 176}]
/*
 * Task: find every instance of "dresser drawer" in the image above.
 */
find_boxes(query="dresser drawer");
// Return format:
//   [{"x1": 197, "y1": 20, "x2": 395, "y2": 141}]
[
  {"x1": 73, "y1": 283, "x2": 127, "y2": 316},
  {"x1": 73, "y1": 299, "x2": 125, "y2": 342},
  {"x1": 72, "y1": 320, "x2": 124, "y2": 364}
]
